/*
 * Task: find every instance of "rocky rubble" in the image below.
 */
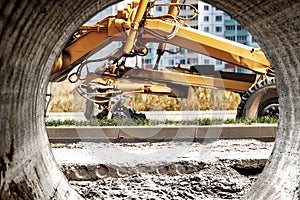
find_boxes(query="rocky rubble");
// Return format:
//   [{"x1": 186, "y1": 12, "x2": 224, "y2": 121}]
[
  {"x1": 52, "y1": 140, "x2": 272, "y2": 199},
  {"x1": 69, "y1": 161, "x2": 257, "y2": 199}
]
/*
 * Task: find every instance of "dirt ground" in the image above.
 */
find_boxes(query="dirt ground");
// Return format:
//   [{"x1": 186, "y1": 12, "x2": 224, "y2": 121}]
[
  {"x1": 69, "y1": 161, "x2": 257, "y2": 199},
  {"x1": 52, "y1": 140, "x2": 273, "y2": 199}
]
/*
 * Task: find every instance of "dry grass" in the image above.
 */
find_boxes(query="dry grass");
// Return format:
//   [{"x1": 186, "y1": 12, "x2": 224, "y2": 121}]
[
  {"x1": 49, "y1": 81, "x2": 241, "y2": 112},
  {"x1": 128, "y1": 87, "x2": 241, "y2": 111},
  {"x1": 49, "y1": 80, "x2": 85, "y2": 112}
]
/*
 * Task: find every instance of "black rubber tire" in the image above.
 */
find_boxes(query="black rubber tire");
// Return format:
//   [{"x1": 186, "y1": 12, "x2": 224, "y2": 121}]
[
  {"x1": 112, "y1": 105, "x2": 146, "y2": 120},
  {"x1": 85, "y1": 101, "x2": 146, "y2": 120},
  {"x1": 236, "y1": 77, "x2": 278, "y2": 118}
]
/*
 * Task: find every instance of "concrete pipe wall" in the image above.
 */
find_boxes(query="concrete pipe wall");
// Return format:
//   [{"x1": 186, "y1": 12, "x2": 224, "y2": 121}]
[
  {"x1": 0, "y1": 0, "x2": 299, "y2": 199},
  {"x1": 0, "y1": 1, "x2": 121, "y2": 199},
  {"x1": 204, "y1": 1, "x2": 300, "y2": 199}
]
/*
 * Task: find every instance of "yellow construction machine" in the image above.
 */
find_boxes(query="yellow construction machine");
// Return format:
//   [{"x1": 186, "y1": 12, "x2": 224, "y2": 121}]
[{"x1": 50, "y1": 0, "x2": 278, "y2": 119}]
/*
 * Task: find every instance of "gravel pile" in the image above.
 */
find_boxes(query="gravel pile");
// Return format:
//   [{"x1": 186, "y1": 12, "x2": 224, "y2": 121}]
[{"x1": 70, "y1": 161, "x2": 257, "y2": 199}]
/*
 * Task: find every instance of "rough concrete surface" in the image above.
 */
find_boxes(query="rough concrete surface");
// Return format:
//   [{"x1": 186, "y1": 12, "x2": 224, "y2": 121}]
[{"x1": 52, "y1": 140, "x2": 273, "y2": 199}]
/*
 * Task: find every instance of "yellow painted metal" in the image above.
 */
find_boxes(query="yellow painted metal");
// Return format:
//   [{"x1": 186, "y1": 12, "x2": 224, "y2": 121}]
[
  {"x1": 115, "y1": 83, "x2": 145, "y2": 91},
  {"x1": 54, "y1": 7, "x2": 272, "y2": 76},
  {"x1": 63, "y1": 31, "x2": 109, "y2": 68},
  {"x1": 61, "y1": 26, "x2": 126, "y2": 70},
  {"x1": 121, "y1": 68, "x2": 253, "y2": 93},
  {"x1": 52, "y1": 53, "x2": 63, "y2": 74},
  {"x1": 86, "y1": 66, "x2": 253, "y2": 93},
  {"x1": 154, "y1": 0, "x2": 180, "y2": 70},
  {"x1": 115, "y1": 83, "x2": 172, "y2": 94},
  {"x1": 142, "y1": 19, "x2": 272, "y2": 75},
  {"x1": 168, "y1": 0, "x2": 180, "y2": 15},
  {"x1": 145, "y1": 84, "x2": 172, "y2": 94},
  {"x1": 122, "y1": 0, "x2": 149, "y2": 54}
]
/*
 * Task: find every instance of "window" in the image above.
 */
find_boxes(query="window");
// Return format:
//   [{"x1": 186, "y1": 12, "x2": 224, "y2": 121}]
[
  {"x1": 148, "y1": 48, "x2": 152, "y2": 53},
  {"x1": 179, "y1": 59, "x2": 186, "y2": 64},
  {"x1": 193, "y1": 15, "x2": 198, "y2": 20},
  {"x1": 187, "y1": 58, "x2": 198, "y2": 64},
  {"x1": 237, "y1": 25, "x2": 245, "y2": 30},
  {"x1": 252, "y1": 37, "x2": 257, "y2": 43},
  {"x1": 225, "y1": 36, "x2": 235, "y2": 41},
  {"x1": 237, "y1": 35, "x2": 247, "y2": 41},
  {"x1": 215, "y1": 15, "x2": 222, "y2": 22},
  {"x1": 191, "y1": 26, "x2": 198, "y2": 29},
  {"x1": 216, "y1": 60, "x2": 222, "y2": 65},
  {"x1": 204, "y1": 26, "x2": 209, "y2": 32},
  {"x1": 225, "y1": 13, "x2": 233, "y2": 20},
  {"x1": 204, "y1": 5, "x2": 209, "y2": 11},
  {"x1": 168, "y1": 60, "x2": 174, "y2": 65},
  {"x1": 181, "y1": 5, "x2": 188, "y2": 10},
  {"x1": 156, "y1": 6, "x2": 162, "y2": 12},
  {"x1": 204, "y1": 16, "x2": 209, "y2": 22},
  {"x1": 187, "y1": 49, "x2": 194, "y2": 53},
  {"x1": 216, "y1": 26, "x2": 222, "y2": 32},
  {"x1": 145, "y1": 59, "x2": 152, "y2": 64},
  {"x1": 204, "y1": 59, "x2": 210, "y2": 64},
  {"x1": 225, "y1": 25, "x2": 235, "y2": 30},
  {"x1": 180, "y1": 49, "x2": 186, "y2": 54},
  {"x1": 237, "y1": 68, "x2": 243, "y2": 73},
  {"x1": 167, "y1": 48, "x2": 174, "y2": 54},
  {"x1": 192, "y1": 4, "x2": 198, "y2": 9}
]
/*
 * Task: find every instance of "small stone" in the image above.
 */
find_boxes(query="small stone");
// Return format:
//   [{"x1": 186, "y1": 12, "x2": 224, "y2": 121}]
[{"x1": 179, "y1": 181, "x2": 189, "y2": 186}]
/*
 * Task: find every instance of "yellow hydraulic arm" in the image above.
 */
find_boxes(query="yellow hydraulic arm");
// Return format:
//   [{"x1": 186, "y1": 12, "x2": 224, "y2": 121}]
[
  {"x1": 142, "y1": 19, "x2": 272, "y2": 75},
  {"x1": 51, "y1": 0, "x2": 274, "y2": 88}
]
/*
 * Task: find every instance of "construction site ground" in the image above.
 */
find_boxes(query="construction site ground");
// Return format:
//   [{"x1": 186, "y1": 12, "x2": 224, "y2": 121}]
[{"x1": 52, "y1": 139, "x2": 273, "y2": 199}]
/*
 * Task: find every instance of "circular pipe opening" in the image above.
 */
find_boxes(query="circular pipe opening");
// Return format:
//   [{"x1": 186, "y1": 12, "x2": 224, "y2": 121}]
[{"x1": 1, "y1": 0, "x2": 299, "y2": 199}]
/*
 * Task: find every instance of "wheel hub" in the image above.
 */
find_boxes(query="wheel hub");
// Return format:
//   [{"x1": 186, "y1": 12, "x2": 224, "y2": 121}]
[{"x1": 258, "y1": 102, "x2": 279, "y2": 118}]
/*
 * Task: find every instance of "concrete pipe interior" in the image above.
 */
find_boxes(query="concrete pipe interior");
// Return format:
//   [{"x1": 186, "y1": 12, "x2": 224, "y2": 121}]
[{"x1": 0, "y1": 0, "x2": 299, "y2": 199}]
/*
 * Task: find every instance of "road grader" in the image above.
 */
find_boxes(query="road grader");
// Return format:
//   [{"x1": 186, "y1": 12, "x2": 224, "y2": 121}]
[{"x1": 49, "y1": 0, "x2": 278, "y2": 120}]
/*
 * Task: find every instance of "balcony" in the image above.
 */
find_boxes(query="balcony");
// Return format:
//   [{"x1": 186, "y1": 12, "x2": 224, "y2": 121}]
[
  {"x1": 224, "y1": 30, "x2": 235, "y2": 36},
  {"x1": 224, "y1": 30, "x2": 250, "y2": 37},
  {"x1": 224, "y1": 20, "x2": 236, "y2": 26},
  {"x1": 237, "y1": 30, "x2": 249, "y2": 36}
]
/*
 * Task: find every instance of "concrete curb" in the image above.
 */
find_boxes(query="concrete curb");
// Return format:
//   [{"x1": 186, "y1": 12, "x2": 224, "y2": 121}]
[
  {"x1": 46, "y1": 111, "x2": 237, "y2": 121},
  {"x1": 47, "y1": 124, "x2": 277, "y2": 142}
]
